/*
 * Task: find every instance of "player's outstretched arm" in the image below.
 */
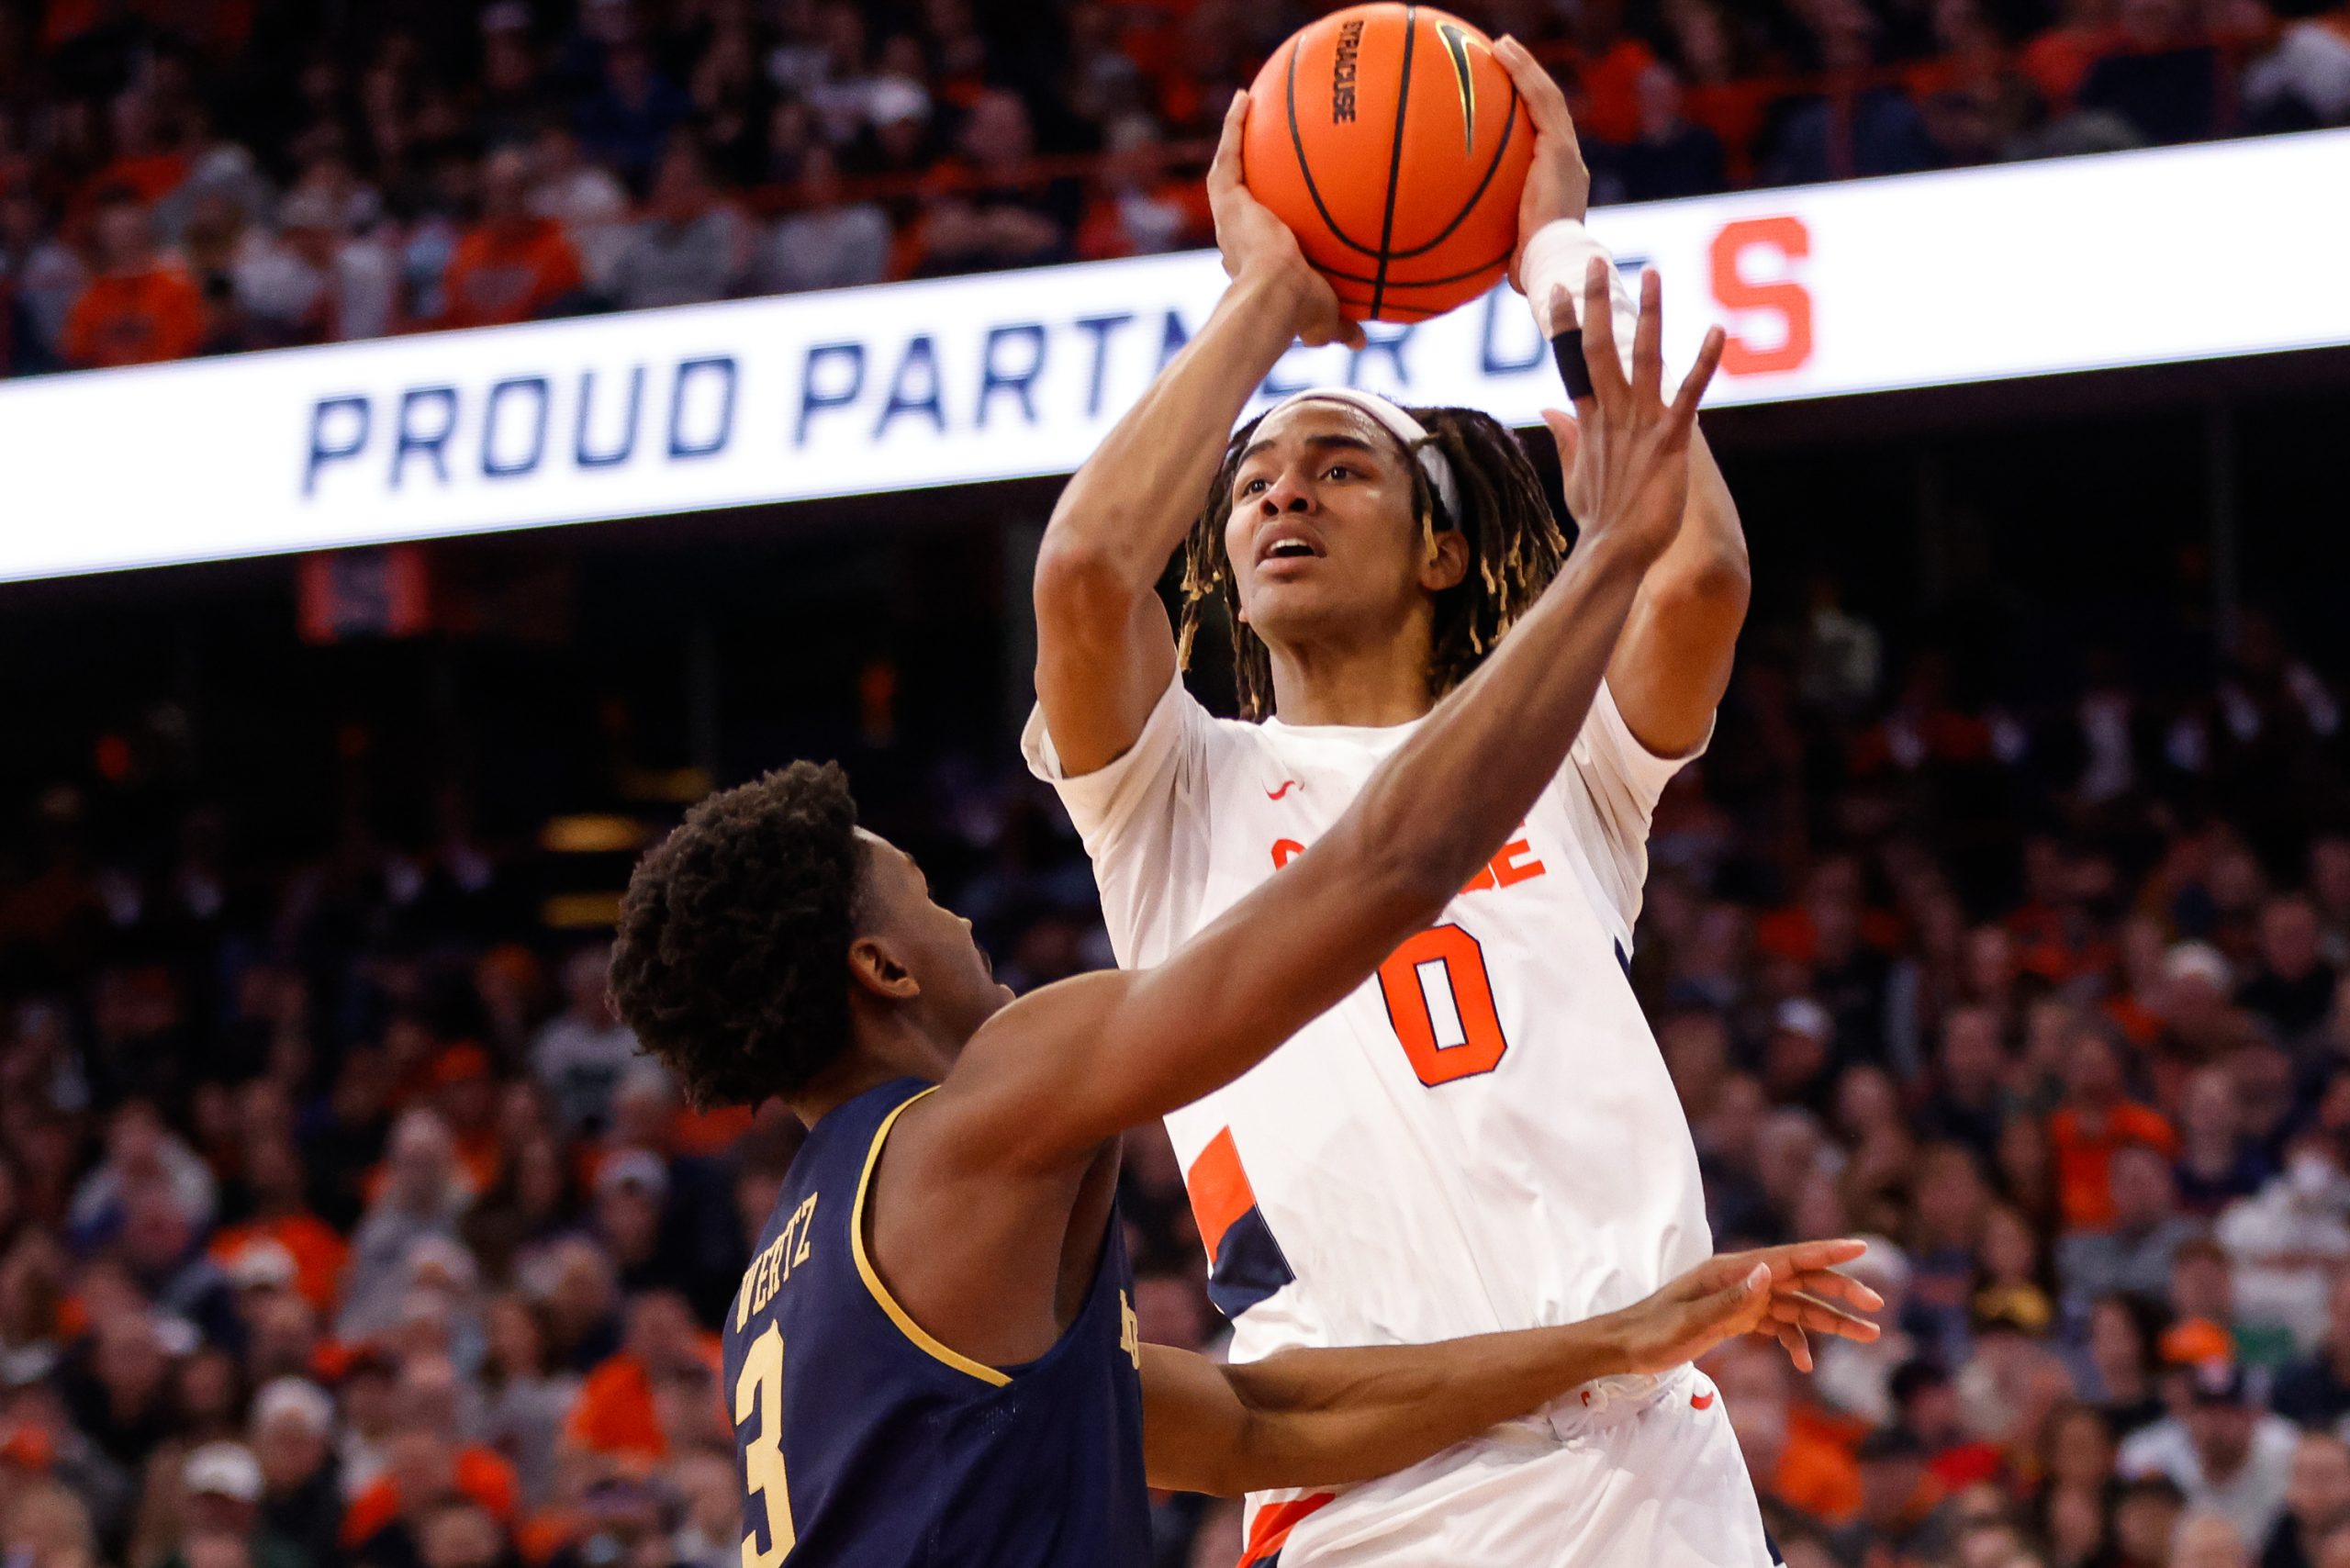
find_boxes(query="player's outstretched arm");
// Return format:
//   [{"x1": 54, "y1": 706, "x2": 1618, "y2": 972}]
[
  {"x1": 1140, "y1": 1240, "x2": 1882, "y2": 1496},
  {"x1": 945, "y1": 263, "x2": 1725, "y2": 1170},
  {"x1": 1032, "y1": 91, "x2": 1362, "y2": 778},
  {"x1": 1493, "y1": 36, "x2": 1751, "y2": 761}
]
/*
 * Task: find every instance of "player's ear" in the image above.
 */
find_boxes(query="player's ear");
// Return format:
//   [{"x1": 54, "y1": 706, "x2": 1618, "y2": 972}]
[
  {"x1": 847, "y1": 936, "x2": 922, "y2": 1002},
  {"x1": 1419, "y1": 522, "x2": 1469, "y2": 593}
]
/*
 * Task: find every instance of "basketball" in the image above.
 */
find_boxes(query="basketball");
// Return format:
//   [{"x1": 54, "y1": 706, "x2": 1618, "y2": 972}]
[{"x1": 1242, "y1": 4, "x2": 1536, "y2": 324}]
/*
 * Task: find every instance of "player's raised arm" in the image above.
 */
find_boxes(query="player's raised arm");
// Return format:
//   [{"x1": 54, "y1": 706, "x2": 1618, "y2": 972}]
[
  {"x1": 1031, "y1": 92, "x2": 1363, "y2": 778},
  {"x1": 1142, "y1": 1240, "x2": 1880, "y2": 1495},
  {"x1": 947, "y1": 261, "x2": 1727, "y2": 1167},
  {"x1": 1495, "y1": 35, "x2": 1751, "y2": 761}
]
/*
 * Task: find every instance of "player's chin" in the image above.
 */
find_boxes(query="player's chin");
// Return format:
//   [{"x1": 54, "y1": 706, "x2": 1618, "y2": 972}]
[{"x1": 1239, "y1": 580, "x2": 1345, "y2": 642}]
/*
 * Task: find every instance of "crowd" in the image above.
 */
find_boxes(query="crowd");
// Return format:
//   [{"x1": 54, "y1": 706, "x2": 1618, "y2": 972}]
[
  {"x1": 4, "y1": 0, "x2": 2350, "y2": 374},
  {"x1": 2, "y1": 532, "x2": 2350, "y2": 1568}
]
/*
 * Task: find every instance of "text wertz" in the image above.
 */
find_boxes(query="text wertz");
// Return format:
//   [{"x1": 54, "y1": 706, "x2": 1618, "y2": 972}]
[{"x1": 735, "y1": 1191, "x2": 821, "y2": 1329}]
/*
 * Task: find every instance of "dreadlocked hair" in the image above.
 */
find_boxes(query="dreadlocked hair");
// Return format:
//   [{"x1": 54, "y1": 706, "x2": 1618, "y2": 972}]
[
  {"x1": 608, "y1": 760, "x2": 865, "y2": 1109},
  {"x1": 1177, "y1": 406, "x2": 1569, "y2": 722}
]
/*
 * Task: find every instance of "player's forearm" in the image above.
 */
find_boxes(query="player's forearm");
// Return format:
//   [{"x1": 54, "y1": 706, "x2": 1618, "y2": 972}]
[
  {"x1": 1604, "y1": 431, "x2": 1748, "y2": 757},
  {"x1": 1335, "y1": 530, "x2": 1658, "y2": 904},
  {"x1": 1645, "y1": 430, "x2": 1748, "y2": 607},
  {"x1": 1199, "y1": 1319, "x2": 1639, "y2": 1495},
  {"x1": 1035, "y1": 271, "x2": 1307, "y2": 602}
]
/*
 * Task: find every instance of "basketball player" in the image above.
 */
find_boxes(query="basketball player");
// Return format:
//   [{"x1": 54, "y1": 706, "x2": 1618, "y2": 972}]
[
  {"x1": 1022, "y1": 57, "x2": 1785, "y2": 1568},
  {"x1": 610, "y1": 277, "x2": 1874, "y2": 1565}
]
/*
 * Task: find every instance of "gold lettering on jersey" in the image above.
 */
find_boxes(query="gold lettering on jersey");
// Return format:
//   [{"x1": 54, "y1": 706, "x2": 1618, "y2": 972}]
[
  {"x1": 1118, "y1": 1290, "x2": 1142, "y2": 1371},
  {"x1": 735, "y1": 1193, "x2": 822, "y2": 1330},
  {"x1": 1271, "y1": 830, "x2": 1548, "y2": 894}
]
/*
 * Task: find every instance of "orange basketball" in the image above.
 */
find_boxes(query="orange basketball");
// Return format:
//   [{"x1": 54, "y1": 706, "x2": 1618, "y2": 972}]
[{"x1": 1242, "y1": 3, "x2": 1535, "y2": 324}]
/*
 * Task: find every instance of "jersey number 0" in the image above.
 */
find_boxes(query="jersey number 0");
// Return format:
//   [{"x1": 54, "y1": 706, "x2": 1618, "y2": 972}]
[
  {"x1": 1377, "y1": 924, "x2": 1507, "y2": 1085},
  {"x1": 736, "y1": 1323, "x2": 797, "y2": 1564}
]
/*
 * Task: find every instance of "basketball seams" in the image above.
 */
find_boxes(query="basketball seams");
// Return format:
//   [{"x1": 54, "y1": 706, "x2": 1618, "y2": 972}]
[
  {"x1": 1309, "y1": 241, "x2": 1516, "y2": 291},
  {"x1": 1367, "y1": 4, "x2": 1418, "y2": 320},
  {"x1": 1384, "y1": 88, "x2": 1517, "y2": 263},
  {"x1": 1283, "y1": 36, "x2": 1381, "y2": 257}
]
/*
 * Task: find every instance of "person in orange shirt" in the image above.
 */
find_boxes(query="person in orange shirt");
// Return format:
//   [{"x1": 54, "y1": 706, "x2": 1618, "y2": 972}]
[
  {"x1": 2047, "y1": 1020, "x2": 2178, "y2": 1232},
  {"x1": 209, "y1": 1135, "x2": 349, "y2": 1314},
  {"x1": 61, "y1": 191, "x2": 204, "y2": 369},
  {"x1": 560, "y1": 1289, "x2": 719, "y2": 1468},
  {"x1": 1561, "y1": 0, "x2": 1662, "y2": 148},
  {"x1": 2022, "y1": 0, "x2": 2127, "y2": 111},
  {"x1": 439, "y1": 145, "x2": 585, "y2": 330},
  {"x1": 342, "y1": 1355, "x2": 520, "y2": 1554},
  {"x1": 78, "y1": 89, "x2": 191, "y2": 216},
  {"x1": 431, "y1": 1044, "x2": 507, "y2": 1197}
]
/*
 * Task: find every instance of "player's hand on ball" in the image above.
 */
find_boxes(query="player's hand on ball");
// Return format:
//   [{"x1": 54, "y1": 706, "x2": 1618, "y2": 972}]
[
  {"x1": 1493, "y1": 36, "x2": 1590, "y2": 293},
  {"x1": 1608, "y1": 1239, "x2": 1883, "y2": 1376},
  {"x1": 1209, "y1": 90, "x2": 1365, "y2": 352},
  {"x1": 1541, "y1": 262, "x2": 1724, "y2": 568}
]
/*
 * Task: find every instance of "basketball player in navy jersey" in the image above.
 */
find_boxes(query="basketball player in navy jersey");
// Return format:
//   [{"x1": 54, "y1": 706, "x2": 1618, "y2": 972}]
[{"x1": 608, "y1": 267, "x2": 1876, "y2": 1568}]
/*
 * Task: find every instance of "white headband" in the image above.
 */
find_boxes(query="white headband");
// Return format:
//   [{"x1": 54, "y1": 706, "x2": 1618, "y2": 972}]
[{"x1": 1258, "y1": 386, "x2": 1461, "y2": 524}]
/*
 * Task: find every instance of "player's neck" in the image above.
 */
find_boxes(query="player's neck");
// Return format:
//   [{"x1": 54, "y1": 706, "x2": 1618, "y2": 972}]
[
  {"x1": 790, "y1": 1019, "x2": 955, "y2": 1128},
  {"x1": 1263, "y1": 624, "x2": 1437, "y2": 729}
]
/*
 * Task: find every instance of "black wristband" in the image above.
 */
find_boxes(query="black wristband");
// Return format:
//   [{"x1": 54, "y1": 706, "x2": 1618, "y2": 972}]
[{"x1": 1551, "y1": 327, "x2": 1594, "y2": 400}]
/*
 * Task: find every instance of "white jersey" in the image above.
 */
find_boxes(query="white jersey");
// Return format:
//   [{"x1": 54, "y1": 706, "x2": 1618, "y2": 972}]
[{"x1": 1024, "y1": 673, "x2": 1734, "y2": 1562}]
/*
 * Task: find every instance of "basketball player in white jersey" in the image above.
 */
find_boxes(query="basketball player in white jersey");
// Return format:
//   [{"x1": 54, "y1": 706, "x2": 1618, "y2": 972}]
[{"x1": 1022, "y1": 45, "x2": 1800, "y2": 1568}]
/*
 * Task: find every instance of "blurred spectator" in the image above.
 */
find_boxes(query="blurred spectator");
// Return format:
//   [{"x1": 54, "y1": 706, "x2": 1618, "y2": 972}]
[
  {"x1": 338, "y1": 1113, "x2": 471, "y2": 1341},
  {"x1": 2076, "y1": 0, "x2": 2229, "y2": 145},
  {"x1": 1762, "y1": 0, "x2": 1937, "y2": 185},
  {"x1": 2050, "y1": 1021, "x2": 2180, "y2": 1233},
  {"x1": 2120, "y1": 1360, "x2": 2300, "y2": 1548},
  {"x1": 2, "y1": 187, "x2": 86, "y2": 375},
  {"x1": 766, "y1": 145, "x2": 892, "y2": 293},
  {"x1": 2023, "y1": 0, "x2": 2127, "y2": 110},
  {"x1": 438, "y1": 148, "x2": 585, "y2": 331},
  {"x1": 60, "y1": 192, "x2": 205, "y2": 370},
  {"x1": 2057, "y1": 1140, "x2": 2200, "y2": 1305},
  {"x1": 2275, "y1": 1273, "x2": 2350, "y2": 1428},
  {"x1": 231, "y1": 186, "x2": 400, "y2": 347},
  {"x1": 527, "y1": 124, "x2": 632, "y2": 298},
  {"x1": 2241, "y1": 896, "x2": 2339, "y2": 1040},
  {"x1": 605, "y1": 141, "x2": 753, "y2": 312},
  {"x1": 2217, "y1": 1137, "x2": 2350, "y2": 1353},
  {"x1": 909, "y1": 90, "x2": 1076, "y2": 278},
  {"x1": 1073, "y1": 121, "x2": 1208, "y2": 262},
  {"x1": 1609, "y1": 64, "x2": 1728, "y2": 203},
  {"x1": 2245, "y1": 5, "x2": 2350, "y2": 129},
  {"x1": 250, "y1": 1379, "x2": 340, "y2": 1568},
  {"x1": 160, "y1": 1441, "x2": 304, "y2": 1568},
  {"x1": 531, "y1": 946, "x2": 638, "y2": 1137},
  {"x1": 574, "y1": 39, "x2": 692, "y2": 189},
  {"x1": 2262, "y1": 1430, "x2": 2350, "y2": 1568}
]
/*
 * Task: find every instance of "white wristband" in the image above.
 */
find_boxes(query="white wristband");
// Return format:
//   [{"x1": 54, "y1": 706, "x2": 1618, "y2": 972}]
[{"x1": 1521, "y1": 218, "x2": 1637, "y2": 377}]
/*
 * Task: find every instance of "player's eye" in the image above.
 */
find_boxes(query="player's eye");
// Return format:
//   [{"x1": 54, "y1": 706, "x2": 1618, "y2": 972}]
[
  {"x1": 1238, "y1": 476, "x2": 1268, "y2": 496},
  {"x1": 1324, "y1": 465, "x2": 1355, "y2": 481}
]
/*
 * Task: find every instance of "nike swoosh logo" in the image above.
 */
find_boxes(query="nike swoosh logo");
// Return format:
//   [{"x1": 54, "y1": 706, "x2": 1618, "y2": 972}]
[
  {"x1": 1437, "y1": 21, "x2": 1477, "y2": 155},
  {"x1": 1266, "y1": 780, "x2": 1300, "y2": 801},
  {"x1": 1692, "y1": 1392, "x2": 1717, "y2": 1410}
]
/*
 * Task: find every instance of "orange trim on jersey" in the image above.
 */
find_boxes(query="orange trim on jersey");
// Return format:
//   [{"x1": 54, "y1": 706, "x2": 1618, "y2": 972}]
[
  {"x1": 1238, "y1": 1493, "x2": 1336, "y2": 1568},
  {"x1": 1185, "y1": 1127, "x2": 1257, "y2": 1266}
]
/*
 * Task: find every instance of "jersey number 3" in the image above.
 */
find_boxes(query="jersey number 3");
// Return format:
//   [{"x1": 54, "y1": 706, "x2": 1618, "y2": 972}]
[
  {"x1": 1377, "y1": 924, "x2": 1507, "y2": 1085},
  {"x1": 736, "y1": 1323, "x2": 797, "y2": 1565}
]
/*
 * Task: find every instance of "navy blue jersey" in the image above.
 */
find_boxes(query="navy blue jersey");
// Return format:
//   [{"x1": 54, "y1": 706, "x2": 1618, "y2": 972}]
[{"x1": 722, "y1": 1076, "x2": 1151, "y2": 1568}]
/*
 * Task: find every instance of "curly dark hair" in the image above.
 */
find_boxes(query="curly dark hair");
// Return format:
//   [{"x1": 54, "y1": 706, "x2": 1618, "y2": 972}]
[
  {"x1": 1177, "y1": 405, "x2": 1569, "y2": 722},
  {"x1": 608, "y1": 760, "x2": 866, "y2": 1109}
]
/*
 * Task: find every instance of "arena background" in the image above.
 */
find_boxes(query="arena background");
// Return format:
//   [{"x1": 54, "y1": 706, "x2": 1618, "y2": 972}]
[{"x1": 7, "y1": 4, "x2": 2350, "y2": 1567}]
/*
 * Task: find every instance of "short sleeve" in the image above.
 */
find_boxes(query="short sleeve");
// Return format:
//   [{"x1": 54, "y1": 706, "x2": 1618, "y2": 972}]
[
  {"x1": 1555, "y1": 679, "x2": 1711, "y2": 938},
  {"x1": 1021, "y1": 676, "x2": 1219, "y2": 968}
]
